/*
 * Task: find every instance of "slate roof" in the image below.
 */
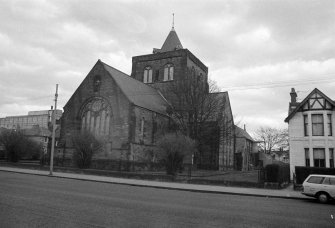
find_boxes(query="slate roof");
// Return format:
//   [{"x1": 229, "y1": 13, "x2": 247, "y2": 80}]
[
  {"x1": 101, "y1": 61, "x2": 170, "y2": 116},
  {"x1": 235, "y1": 125, "x2": 255, "y2": 142},
  {"x1": 157, "y1": 28, "x2": 183, "y2": 53}
]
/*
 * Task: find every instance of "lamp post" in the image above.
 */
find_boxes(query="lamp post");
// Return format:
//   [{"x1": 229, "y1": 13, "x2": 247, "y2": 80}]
[{"x1": 49, "y1": 84, "x2": 58, "y2": 176}]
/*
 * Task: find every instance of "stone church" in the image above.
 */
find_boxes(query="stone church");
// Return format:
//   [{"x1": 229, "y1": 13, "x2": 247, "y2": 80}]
[{"x1": 59, "y1": 26, "x2": 235, "y2": 170}]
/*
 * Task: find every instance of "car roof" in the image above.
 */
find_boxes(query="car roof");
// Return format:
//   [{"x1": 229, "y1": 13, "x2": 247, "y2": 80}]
[{"x1": 307, "y1": 174, "x2": 335, "y2": 178}]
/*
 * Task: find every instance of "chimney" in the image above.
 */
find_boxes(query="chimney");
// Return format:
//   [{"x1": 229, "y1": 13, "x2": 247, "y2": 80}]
[
  {"x1": 290, "y1": 88, "x2": 297, "y2": 103},
  {"x1": 244, "y1": 124, "x2": 246, "y2": 131},
  {"x1": 51, "y1": 106, "x2": 53, "y2": 110}
]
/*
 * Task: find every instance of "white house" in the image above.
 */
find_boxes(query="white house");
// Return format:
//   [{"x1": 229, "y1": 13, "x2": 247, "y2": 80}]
[{"x1": 285, "y1": 88, "x2": 335, "y2": 179}]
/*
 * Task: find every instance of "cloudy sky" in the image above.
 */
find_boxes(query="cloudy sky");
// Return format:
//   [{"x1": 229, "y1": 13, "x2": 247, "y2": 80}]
[{"x1": 1, "y1": 0, "x2": 335, "y2": 134}]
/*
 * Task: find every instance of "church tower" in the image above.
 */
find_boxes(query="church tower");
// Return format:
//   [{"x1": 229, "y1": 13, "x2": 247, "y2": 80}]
[{"x1": 131, "y1": 25, "x2": 209, "y2": 107}]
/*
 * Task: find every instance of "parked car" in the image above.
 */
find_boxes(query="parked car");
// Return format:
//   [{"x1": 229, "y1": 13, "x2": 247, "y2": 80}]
[{"x1": 302, "y1": 174, "x2": 335, "y2": 203}]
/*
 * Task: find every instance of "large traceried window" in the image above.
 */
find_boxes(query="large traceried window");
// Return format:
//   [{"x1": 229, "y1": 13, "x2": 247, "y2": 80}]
[
  {"x1": 80, "y1": 98, "x2": 111, "y2": 136},
  {"x1": 163, "y1": 64, "x2": 174, "y2": 81},
  {"x1": 312, "y1": 114, "x2": 324, "y2": 136},
  {"x1": 143, "y1": 66, "x2": 152, "y2": 83}
]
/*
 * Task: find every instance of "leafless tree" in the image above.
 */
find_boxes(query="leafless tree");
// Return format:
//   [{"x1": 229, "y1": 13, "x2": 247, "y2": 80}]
[
  {"x1": 72, "y1": 131, "x2": 102, "y2": 168},
  {"x1": 165, "y1": 70, "x2": 227, "y2": 141},
  {"x1": 255, "y1": 127, "x2": 288, "y2": 154},
  {"x1": 163, "y1": 69, "x2": 235, "y2": 168}
]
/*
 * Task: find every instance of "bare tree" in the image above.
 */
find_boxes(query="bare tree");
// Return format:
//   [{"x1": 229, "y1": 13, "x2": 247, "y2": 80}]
[
  {"x1": 163, "y1": 69, "x2": 235, "y2": 169},
  {"x1": 254, "y1": 127, "x2": 288, "y2": 154},
  {"x1": 165, "y1": 70, "x2": 226, "y2": 141},
  {"x1": 72, "y1": 131, "x2": 102, "y2": 169}
]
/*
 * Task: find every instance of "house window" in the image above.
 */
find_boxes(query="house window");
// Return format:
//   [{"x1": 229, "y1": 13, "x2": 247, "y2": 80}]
[
  {"x1": 313, "y1": 148, "x2": 325, "y2": 168},
  {"x1": 304, "y1": 115, "x2": 309, "y2": 136},
  {"x1": 305, "y1": 148, "x2": 310, "y2": 167},
  {"x1": 163, "y1": 64, "x2": 174, "y2": 81},
  {"x1": 330, "y1": 148, "x2": 334, "y2": 168},
  {"x1": 327, "y1": 114, "x2": 332, "y2": 136},
  {"x1": 143, "y1": 67, "x2": 152, "y2": 83},
  {"x1": 312, "y1": 114, "x2": 324, "y2": 136}
]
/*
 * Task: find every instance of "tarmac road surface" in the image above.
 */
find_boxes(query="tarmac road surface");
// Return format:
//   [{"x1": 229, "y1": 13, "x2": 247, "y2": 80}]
[{"x1": 0, "y1": 171, "x2": 334, "y2": 228}]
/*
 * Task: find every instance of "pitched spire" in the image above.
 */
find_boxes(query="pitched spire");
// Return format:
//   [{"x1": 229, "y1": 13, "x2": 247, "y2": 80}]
[{"x1": 152, "y1": 14, "x2": 183, "y2": 54}]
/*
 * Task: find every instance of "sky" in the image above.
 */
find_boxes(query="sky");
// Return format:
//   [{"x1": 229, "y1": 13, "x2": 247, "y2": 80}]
[{"x1": 0, "y1": 0, "x2": 335, "y2": 135}]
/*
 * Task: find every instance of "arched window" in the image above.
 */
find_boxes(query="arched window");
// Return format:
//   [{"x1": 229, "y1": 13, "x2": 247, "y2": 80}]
[
  {"x1": 143, "y1": 66, "x2": 152, "y2": 83},
  {"x1": 80, "y1": 98, "x2": 111, "y2": 136},
  {"x1": 163, "y1": 64, "x2": 174, "y2": 81}
]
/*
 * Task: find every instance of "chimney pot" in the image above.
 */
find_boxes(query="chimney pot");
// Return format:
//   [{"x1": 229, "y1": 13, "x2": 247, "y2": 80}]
[{"x1": 290, "y1": 88, "x2": 297, "y2": 103}]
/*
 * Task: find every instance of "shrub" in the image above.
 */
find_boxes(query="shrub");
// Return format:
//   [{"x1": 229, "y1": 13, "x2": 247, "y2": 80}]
[
  {"x1": 0, "y1": 129, "x2": 42, "y2": 162},
  {"x1": 265, "y1": 163, "x2": 290, "y2": 185},
  {"x1": 156, "y1": 133, "x2": 196, "y2": 176},
  {"x1": 295, "y1": 166, "x2": 335, "y2": 185},
  {"x1": 72, "y1": 131, "x2": 101, "y2": 169}
]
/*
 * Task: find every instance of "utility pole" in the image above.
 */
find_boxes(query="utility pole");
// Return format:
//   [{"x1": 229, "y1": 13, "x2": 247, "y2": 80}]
[{"x1": 50, "y1": 84, "x2": 58, "y2": 176}]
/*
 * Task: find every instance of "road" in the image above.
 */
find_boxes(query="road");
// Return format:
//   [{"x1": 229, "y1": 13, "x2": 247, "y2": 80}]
[{"x1": 0, "y1": 171, "x2": 334, "y2": 228}]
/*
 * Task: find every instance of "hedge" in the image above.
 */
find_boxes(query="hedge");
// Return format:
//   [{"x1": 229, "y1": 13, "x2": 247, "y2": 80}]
[
  {"x1": 295, "y1": 166, "x2": 335, "y2": 185},
  {"x1": 265, "y1": 163, "x2": 290, "y2": 185}
]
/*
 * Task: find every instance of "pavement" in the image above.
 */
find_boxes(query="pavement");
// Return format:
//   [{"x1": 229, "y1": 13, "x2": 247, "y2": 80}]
[{"x1": 0, "y1": 166, "x2": 309, "y2": 200}]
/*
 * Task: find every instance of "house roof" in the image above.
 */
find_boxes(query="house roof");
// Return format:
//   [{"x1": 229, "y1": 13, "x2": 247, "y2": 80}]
[
  {"x1": 284, "y1": 88, "x2": 335, "y2": 122},
  {"x1": 101, "y1": 61, "x2": 170, "y2": 115},
  {"x1": 235, "y1": 125, "x2": 255, "y2": 142},
  {"x1": 155, "y1": 28, "x2": 183, "y2": 53}
]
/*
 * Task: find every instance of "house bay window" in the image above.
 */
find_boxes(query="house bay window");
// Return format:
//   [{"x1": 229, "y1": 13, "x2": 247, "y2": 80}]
[
  {"x1": 305, "y1": 148, "x2": 310, "y2": 167},
  {"x1": 330, "y1": 148, "x2": 334, "y2": 168},
  {"x1": 312, "y1": 114, "x2": 324, "y2": 136},
  {"x1": 313, "y1": 148, "x2": 325, "y2": 168},
  {"x1": 327, "y1": 114, "x2": 332, "y2": 136},
  {"x1": 304, "y1": 115, "x2": 309, "y2": 136}
]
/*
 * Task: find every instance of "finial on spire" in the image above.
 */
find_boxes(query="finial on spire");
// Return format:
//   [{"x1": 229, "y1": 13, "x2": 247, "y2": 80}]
[{"x1": 172, "y1": 13, "x2": 175, "y2": 30}]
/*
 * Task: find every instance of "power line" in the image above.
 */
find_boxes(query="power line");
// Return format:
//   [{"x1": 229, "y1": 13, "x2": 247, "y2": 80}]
[{"x1": 221, "y1": 77, "x2": 335, "y2": 91}]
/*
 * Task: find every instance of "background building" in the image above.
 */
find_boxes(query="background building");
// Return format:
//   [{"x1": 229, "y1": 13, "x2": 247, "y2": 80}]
[
  {"x1": 234, "y1": 125, "x2": 258, "y2": 171},
  {"x1": 0, "y1": 109, "x2": 62, "y2": 130}
]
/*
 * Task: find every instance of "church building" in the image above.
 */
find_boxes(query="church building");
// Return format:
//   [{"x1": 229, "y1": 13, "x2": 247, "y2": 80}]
[{"x1": 59, "y1": 26, "x2": 235, "y2": 170}]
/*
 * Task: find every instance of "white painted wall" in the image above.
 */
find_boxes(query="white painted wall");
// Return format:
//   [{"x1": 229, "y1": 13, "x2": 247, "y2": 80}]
[{"x1": 289, "y1": 110, "x2": 335, "y2": 179}]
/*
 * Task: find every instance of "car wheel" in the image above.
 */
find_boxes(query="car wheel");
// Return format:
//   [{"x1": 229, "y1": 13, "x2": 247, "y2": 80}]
[{"x1": 317, "y1": 192, "x2": 329, "y2": 203}]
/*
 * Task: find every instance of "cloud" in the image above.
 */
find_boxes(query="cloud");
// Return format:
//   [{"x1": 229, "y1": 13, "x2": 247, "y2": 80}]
[{"x1": 0, "y1": 0, "x2": 334, "y2": 137}]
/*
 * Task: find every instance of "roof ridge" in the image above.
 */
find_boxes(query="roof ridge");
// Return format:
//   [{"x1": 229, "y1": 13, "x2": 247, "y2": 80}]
[
  {"x1": 101, "y1": 60, "x2": 159, "y2": 93},
  {"x1": 99, "y1": 60, "x2": 130, "y2": 77},
  {"x1": 285, "y1": 88, "x2": 335, "y2": 122}
]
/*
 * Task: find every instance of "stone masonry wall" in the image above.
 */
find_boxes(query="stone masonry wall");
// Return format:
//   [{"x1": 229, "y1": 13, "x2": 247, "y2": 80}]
[
  {"x1": 129, "y1": 106, "x2": 170, "y2": 162},
  {"x1": 60, "y1": 61, "x2": 131, "y2": 161}
]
